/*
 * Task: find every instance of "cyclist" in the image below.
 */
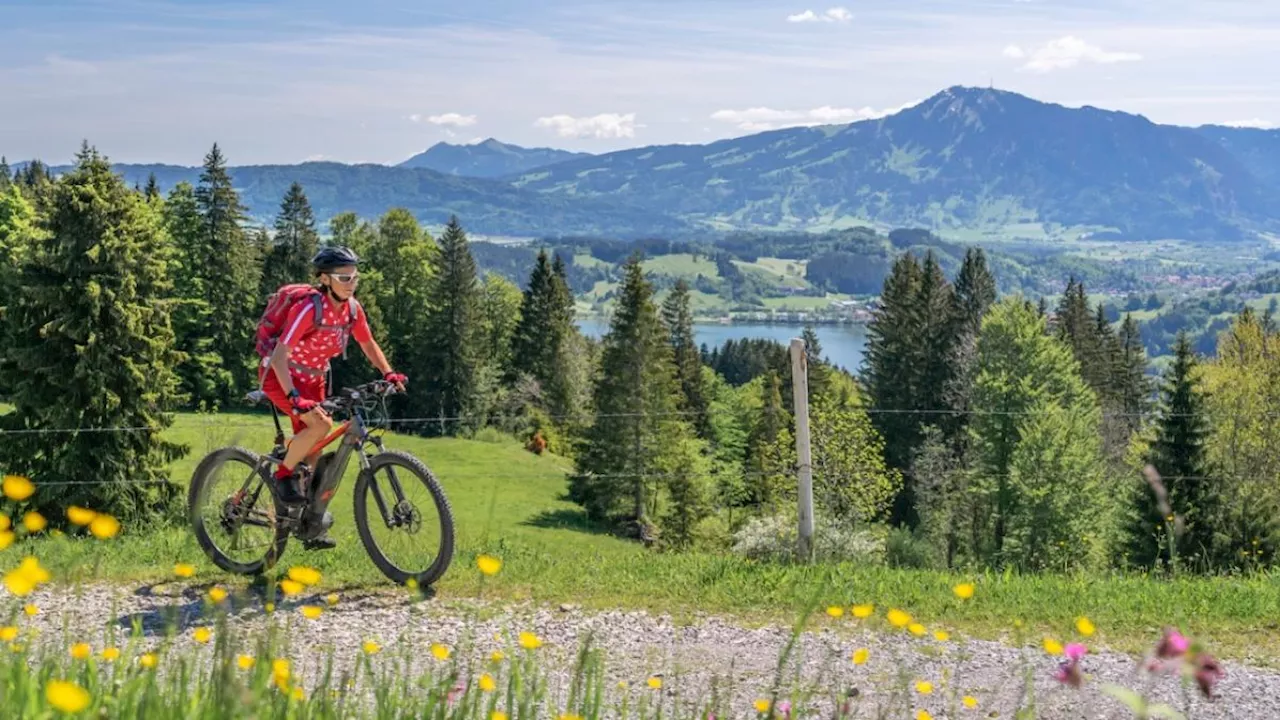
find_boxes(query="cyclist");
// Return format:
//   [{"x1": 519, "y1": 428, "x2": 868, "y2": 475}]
[{"x1": 259, "y1": 246, "x2": 406, "y2": 548}]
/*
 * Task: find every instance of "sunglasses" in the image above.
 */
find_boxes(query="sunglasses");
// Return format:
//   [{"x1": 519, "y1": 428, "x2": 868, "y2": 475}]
[{"x1": 327, "y1": 272, "x2": 359, "y2": 284}]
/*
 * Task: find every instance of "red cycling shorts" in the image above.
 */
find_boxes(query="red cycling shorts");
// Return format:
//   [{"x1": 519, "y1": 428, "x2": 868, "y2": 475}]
[{"x1": 259, "y1": 364, "x2": 326, "y2": 434}]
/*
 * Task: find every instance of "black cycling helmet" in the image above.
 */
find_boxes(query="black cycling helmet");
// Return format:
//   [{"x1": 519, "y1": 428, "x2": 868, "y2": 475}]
[{"x1": 311, "y1": 246, "x2": 360, "y2": 274}]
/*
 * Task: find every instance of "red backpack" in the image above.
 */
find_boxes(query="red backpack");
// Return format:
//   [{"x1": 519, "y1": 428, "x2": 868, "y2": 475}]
[{"x1": 254, "y1": 284, "x2": 356, "y2": 360}]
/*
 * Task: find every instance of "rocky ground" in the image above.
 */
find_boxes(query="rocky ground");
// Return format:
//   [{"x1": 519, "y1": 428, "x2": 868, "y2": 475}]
[{"x1": 11, "y1": 581, "x2": 1280, "y2": 719}]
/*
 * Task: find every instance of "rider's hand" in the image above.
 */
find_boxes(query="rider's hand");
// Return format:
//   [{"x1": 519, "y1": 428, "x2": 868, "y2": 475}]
[
  {"x1": 384, "y1": 371, "x2": 407, "y2": 392},
  {"x1": 290, "y1": 396, "x2": 318, "y2": 414}
]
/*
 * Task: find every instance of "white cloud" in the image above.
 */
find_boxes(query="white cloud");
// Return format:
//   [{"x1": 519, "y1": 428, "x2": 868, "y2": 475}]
[
  {"x1": 534, "y1": 112, "x2": 638, "y2": 139},
  {"x1": 1221, "y1": 118, "x2": 1277, "y2": 129},
  {"x1": 710, "y1": 101, "x2": 916, "y2": 131},
  {"x1": 1012, "y1": 36, "x2": 1142, "y2": 73},
  {"x1": 425, "y1": 112, "x2": 477, "y2": 127},
  {"x1": 786, "y1": 7, "x2": 852, "y2": 23}
]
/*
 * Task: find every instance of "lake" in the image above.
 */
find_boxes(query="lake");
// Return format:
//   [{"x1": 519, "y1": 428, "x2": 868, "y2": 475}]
[{"x1": 576, "y1": 318, "x2": 868, "y2": 373}]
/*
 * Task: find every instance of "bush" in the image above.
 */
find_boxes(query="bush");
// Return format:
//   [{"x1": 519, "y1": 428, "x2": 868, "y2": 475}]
[
  {"x1": 730, "y1": 512, "x2": 885, "y2": 565},
  {"x1": 884, "y1": 526, "x2": 937, "y2": 569}
]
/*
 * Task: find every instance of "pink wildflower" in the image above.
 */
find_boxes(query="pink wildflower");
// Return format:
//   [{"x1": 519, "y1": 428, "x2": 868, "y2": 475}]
[
  {"x1": 1193, "y1": 654, "x2": 1224, "y2": 699},
  {"x1": 1155, "y1": 628, "x2": 1189, "y2": 659},
  {"x1": 777, "y1": 700, "x2": 792, "y2": 718},
  {"x1": 1064, "y1": 643, "x2": 1087, "y2": 662},
  {"x1": 1053, "y1": 659, "x2": 1084, "y2": 688}
]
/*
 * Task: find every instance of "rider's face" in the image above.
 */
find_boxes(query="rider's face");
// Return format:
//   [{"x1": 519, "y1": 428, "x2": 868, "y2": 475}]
[{"x1": 322, "y1": 265, "x2": 358, "y2": 300}]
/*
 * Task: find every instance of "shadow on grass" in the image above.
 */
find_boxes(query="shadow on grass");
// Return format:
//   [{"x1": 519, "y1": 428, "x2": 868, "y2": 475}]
[{"x1": 520, "y1": 508, "x2": 616, "y2": 537}]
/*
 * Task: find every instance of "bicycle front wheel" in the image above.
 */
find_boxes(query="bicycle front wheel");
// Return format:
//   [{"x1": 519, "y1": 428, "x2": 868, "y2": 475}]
[{"x1": 353, "y1": 450, "x2": 455, "y2": 586}]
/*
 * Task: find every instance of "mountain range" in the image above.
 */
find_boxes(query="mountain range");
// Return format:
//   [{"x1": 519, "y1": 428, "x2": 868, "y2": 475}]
[
  {"x1": 20, "y1": 86, "x2": 1280, "y2": 241},
  {"x1": 398, "y1": 138, "x2": 592, "y2": 178}
]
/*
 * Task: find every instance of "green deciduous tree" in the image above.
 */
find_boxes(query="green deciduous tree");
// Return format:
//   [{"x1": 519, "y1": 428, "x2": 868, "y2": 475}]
[
  {"x1": 0, "y1": 145, "x2": 186, "y2": 520},
  {"x1": 809, "y1": 392, "x2": 901, "y2": 524}
]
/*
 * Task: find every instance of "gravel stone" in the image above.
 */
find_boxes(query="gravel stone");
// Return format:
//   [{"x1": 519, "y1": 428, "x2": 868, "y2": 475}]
[{"x1": 9, "y1": 582, "x2": 1280, "y2": 719}]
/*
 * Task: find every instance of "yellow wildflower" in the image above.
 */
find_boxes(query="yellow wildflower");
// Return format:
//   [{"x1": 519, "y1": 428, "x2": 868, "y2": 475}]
[
  {"x1": 477, "y1": 554, "x2": 502, "y2": 576},
  {"x1": 647, "y1": 676, "x2": 662, "y2": 689},
  {"x1": 18, "y1": 557, "x2": 50, "y2": 584},
  {"x1": 291, "y1": 687, "x2": 305, "y2": 701},
  {"x1": 45, "y1": 680, "x2": 90, "y2": 713},
  {"x1": 272, "y1": 658, "x2": 290, "y2": 688},
  {"x1": 102, "y1": 648, "x2": 120, "y2": 661},
  {"x1": 66, "y1": 506, "x2": 95, "y2": 526},
  {"x1": 326, "y1": 592, "x2": 339, "y2": 606},
  {"x1": 265, "y1": 603, "x2": 275, "y2": 613},
  {"x1": 193, "y1": 627, "x2": 212, "y2": 644},
  {"x1": 479, "y1": 673, "x2": 496, "y2": 692},
  {"x1": 208, "y1": 587, "x2": 228, "y2": 603},
  {"x1": 852, "y1": 648, "x2": 869, "y2": 665},
  {"x1": 238, "y1": 655, "x2": 255, "y2": 670},
  {"x1": 69, "y1": 643, "x2": 91, "y2": 660},
  {"x1": 139, "y1": 653, "x2": 157, "y2": 669},
  {"x1": 3, "y1": 570, "x2": 33, "y2": 596},
  {"x1": 0, "y1": 627, "x2": 16, "y2": 642},
  {"x1": 23, "y1": 604, "x2": 37, "y2": 616},
  {"x1": 933, "y1": 630, "x2": 950, "y2": 642},
  {"x1": 279, "y1": 579, "x2": 304, "y2": 596},
  {"x1": 287, "y1": 566, "x2": 321, "y2": 586},
  {"x1": 518, "y1": 631, "x2": 542, "y2": 650},
  {"x1": 2, "y1": 475, "x2": 34, "y2": 502},
  {"x1": 0, "y1": 530, "x2": 13, "y2": 550},
  {"x1": 1076, "y1": 616, "x2": 1096, "y2": 637},
  {"x1": 916, "y1": 680, "x2": 934, "y2": 694},
  {"x1": 887, "y1": 609, "x2": 911, "y2": 628},
  {"x1": 490, "y1": 650, "x2": 505, "y2": 662},
  {"x1": 430, "y1": 643, "x2": 450, "y2": 661},
  {"x1": 953, "y1": 582, "x2": 975, "y2": 600},
  {"x1": 851, "y1": 604, "x2": 874, "y2": 618},
  {"x1": 22, "y1": 512, "x2": 46, "y2": 533},
  {"x1": 300, "y1": 605, "x2": 323, "y2": 620},
  {"x1": 908, "y1": 623, "x2": 927, "y2": 637},
  {"x1": 963, "y1": 695, "x2": 978, "y2": 708},
  {"x1": 174, "y1": 563, "x2": 195, "y2": 578},
  {"x1": 88, "y1": 514, "x2": 120, "y2": 539},
  {"x1": 363, "y1": 640, "x2": 381, "y2": 655},
  {"x1": 826, "y1": 605, "x2": 844, "y2": 618},
  {"x1": 1043, "y1": 637, "x2": 1063, "y2": 656},
  {"x1": 754, "y1": 699, "x2": 770, "y2": 713},
  {"x1": 0, "y1": 514, "x2": 8, "y2": 531},
  {"x1": 917, "y1": 711, "x2": 934, "y2": 720},
  {"x1": 491, "y1": 713, "x2": 508, "y2": 720}
]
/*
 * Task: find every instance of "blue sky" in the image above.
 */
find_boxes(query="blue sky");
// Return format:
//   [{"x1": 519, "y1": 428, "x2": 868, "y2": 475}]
[{"x1": 1, "y1": 0, "x2": 1277, "y2": 165}]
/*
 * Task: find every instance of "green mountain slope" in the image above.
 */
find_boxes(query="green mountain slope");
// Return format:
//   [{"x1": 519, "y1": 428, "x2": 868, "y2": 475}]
[
  {"x1": 509, "y1": 86, "x2": 1278, "y2": 242},
  {"x1": 399, "y1": 138, "x2": 592, "y2": 178},
  {"x1": 1197, "y1": 125, "x2": 1280, "y2": 191},
  {"x1": 86, "y1": 161, "x2": 689, "y2": 237}
]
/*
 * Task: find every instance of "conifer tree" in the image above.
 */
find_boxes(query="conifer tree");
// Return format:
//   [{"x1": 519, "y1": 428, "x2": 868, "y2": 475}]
[
  {"x1": 0, "y1": 157, "x2": 10, "y2": 191},
  {"x1": 1126, "y1": 332, "x2": 1213, "y2": 569},
  {"x1": 163, "y1": 181, "x2": 228, "y2": 408},
  {"x1": 259, "y1": 182, "x2": 320, "y2": 297},
  {"x1": 662, "y1": 279, "x2": 711, "y2": 438},
  {"x1": 569, "y1": 253, "x2": 685, "y2": 541},
  {"x1": 419, "y1": 215, "x2": 482, "y2": 432},
  {"x1": 510, "y1": 248, "x2": 577, "y2": 420},
  {"x1": 193, "y1": 144, "x2": 260, "y2": 405},
  {"x1": 0, "y1": 145, "x2": 185, "y2": 519},
  {"x1": 864, "y1": 252, "x2": 924, "y2": 473},
  {"x1": 1116, "y1": 314, "x2": 1152, "y2": 433},
  {"x1": 0, "y1": 183, "x2": 38, "y2": 399},
  {"x1": 143, "y1": 173, "x2": 161, "y2": 202},
  {"x1": 744, "y1": 370, "x2": 796, "y2": 510}
]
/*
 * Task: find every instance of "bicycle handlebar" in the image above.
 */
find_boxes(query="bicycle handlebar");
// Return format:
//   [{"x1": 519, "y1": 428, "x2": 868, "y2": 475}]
[{"x1": 320, "y1": 379, "x2": 399, "y2": 415}]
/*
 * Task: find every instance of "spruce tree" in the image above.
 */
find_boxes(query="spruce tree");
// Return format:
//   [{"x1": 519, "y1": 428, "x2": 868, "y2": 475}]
[
  {"x1": 800, "y1": 324, "x2": 833, "y2": 402},
  {"x1": 864, "y1": 252, "x2": 924, "y2": 476},
  {"x1": 0, "y1": 145, "x2": 185, "y2": 519},
  {"x1": 162, "y1": 181, "x2": 227, "y2": 408},
  {"x1": 510, "y1": 248, "x2": 577, "y2": 421},
  {"x1": 744, "y1": 370, "x2": 796, "y2": 510},
  {"x1": 569, "y1": 253, "x2": 684, "y2": 540},
  {"x1": 259, "y1": 182, "x2": 320, "y2": 297},
  {"x1": 143, "y1": 173, "x2": 161, "y2": 202},
  {"x1": 1117, "y1": 314, "x2": 1152, "y2": 433},
  {"x1": 662, "y1": 279, "x2": 711, "y2": 438},
  {"x1": 420, "y1": 215, "x2": 482, "y2": 433},
  {"x1": 1126, "y1": 332, "x2": 1213, "y2": 569},
  {"x1": 0, "y1": 157, "x2": 10, "y2": 191},
  {"x1": 193, "y1": 144, "x2": 260, "y2": 405},
  {"x1": 942, "y1": 247, "x2": 997, "y2": 443}
]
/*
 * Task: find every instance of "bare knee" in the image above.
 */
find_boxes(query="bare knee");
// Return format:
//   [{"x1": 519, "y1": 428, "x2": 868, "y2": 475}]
[{"x1": 301, "y1": 408, "x2": 333, "y2": 434}]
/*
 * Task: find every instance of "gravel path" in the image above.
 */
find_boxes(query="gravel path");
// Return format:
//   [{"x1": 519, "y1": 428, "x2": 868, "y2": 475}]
[{"x1": 11, "y1": 582, "x2": 1280, "y2": 719}]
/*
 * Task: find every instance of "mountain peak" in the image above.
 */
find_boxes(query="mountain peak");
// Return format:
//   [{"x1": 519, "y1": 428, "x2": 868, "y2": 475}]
[{"x1": 398, "y1": 139, "x2": 593, "y2": 177}]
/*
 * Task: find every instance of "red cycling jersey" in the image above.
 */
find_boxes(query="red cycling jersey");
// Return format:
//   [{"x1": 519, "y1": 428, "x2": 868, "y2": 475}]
[{"x1": 258, "y1": 293, "x2": 373, "y2": 431}]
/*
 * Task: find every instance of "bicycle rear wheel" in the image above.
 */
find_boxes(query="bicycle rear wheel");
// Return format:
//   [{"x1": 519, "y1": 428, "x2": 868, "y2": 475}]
[
  {"x1": 353, "y1": 450, "x2": 455, "y2": 586},
  {"x1": 189, "y1": 447, "x2": 289, "y2": 575}
]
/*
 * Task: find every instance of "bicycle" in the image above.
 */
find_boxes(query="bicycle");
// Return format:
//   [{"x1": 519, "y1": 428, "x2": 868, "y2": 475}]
[{"x1": 187, "y1": 379, "x2": 455, "y2": 587}]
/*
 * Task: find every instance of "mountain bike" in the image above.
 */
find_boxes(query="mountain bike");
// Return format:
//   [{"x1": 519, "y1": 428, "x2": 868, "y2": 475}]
[{"x1": 188, "y1": 379, "x2": 455, "y2": 587}]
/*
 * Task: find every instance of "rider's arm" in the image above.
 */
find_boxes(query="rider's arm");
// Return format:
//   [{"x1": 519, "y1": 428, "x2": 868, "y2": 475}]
[{"x1": 350, "y1": 304, "x2": 393, "y2": 375}]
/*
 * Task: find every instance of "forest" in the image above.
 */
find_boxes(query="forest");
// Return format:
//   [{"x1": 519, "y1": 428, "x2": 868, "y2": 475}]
[{"x1": 2, "y1": 143, "x2": 1277, "y2": 576}]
